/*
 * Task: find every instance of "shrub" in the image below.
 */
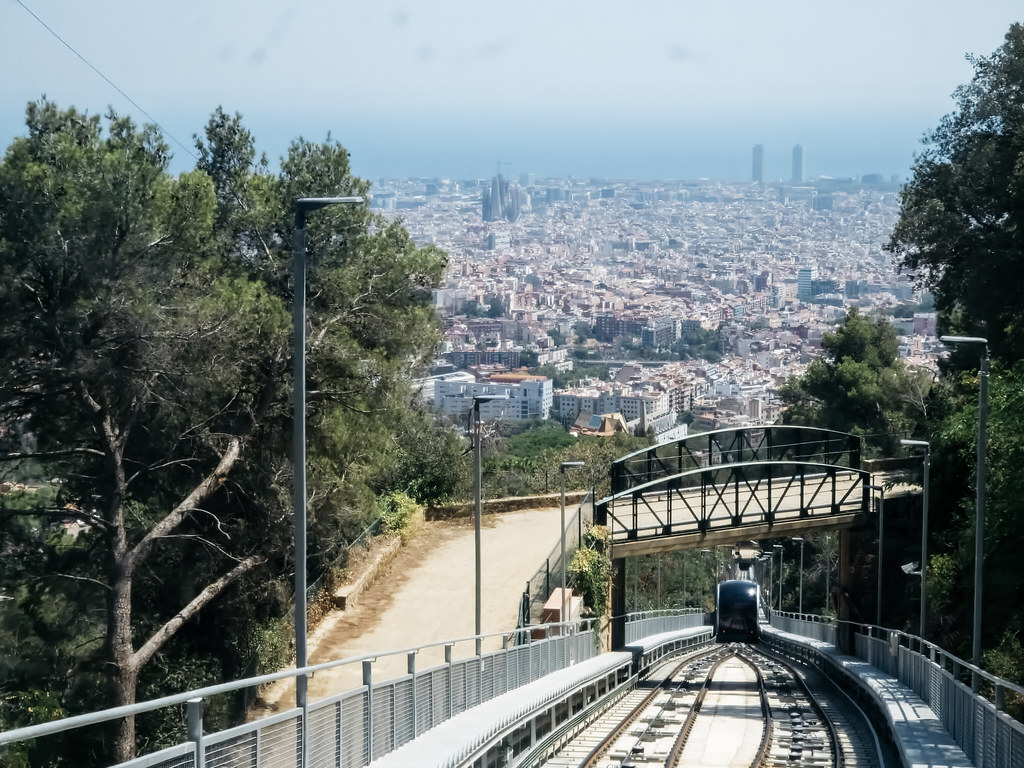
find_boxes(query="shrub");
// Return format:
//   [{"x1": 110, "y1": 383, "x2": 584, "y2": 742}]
[{"x1": 377, "y1": 491, "x2": 419, "y2": 535}]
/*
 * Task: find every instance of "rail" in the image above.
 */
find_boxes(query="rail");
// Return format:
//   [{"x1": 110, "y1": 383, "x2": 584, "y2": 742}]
[
  {"x1": 0, "y1": 621, "x2": 598, "y2": 768},
  {"x1": 769, "y1": 612, "x2": 1024, "y2": 768}
]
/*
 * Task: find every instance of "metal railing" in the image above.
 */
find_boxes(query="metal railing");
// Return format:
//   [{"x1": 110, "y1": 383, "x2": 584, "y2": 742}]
[
  {"x1": 624, "y1": 608, "x2": 706, "y2": 644},
  {"x1": 770, "y1": 613, "x2": 1024, "y2": 768},
  {"x1": 769, "y1": 610, "x2": 837, "y2": 644},
  {"x1": 518, "y1": 489, "x2": 593, "y2": 627},
  {"x1": 0, "y1": 622, "x2": 598, "y2": 768}
]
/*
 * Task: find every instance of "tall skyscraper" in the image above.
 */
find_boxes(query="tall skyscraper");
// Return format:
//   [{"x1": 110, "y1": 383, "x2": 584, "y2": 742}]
[
  {"x1": 792, "y1": 144, "x2": 804, "y2": 183},
  {"x1": 752, "y1": 144, "x2": 764, "y2": 183}
]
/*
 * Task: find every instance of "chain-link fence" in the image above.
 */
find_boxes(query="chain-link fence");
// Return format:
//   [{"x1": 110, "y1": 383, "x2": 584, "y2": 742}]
[{"x1": 518, "y1": 489, "x2": 594, "y2": 628}]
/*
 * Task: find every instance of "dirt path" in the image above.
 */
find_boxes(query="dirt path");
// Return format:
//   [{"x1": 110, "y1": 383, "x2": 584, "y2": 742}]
[{"x1": 254, "y1": 506, "x2": 563, "y2": 714}]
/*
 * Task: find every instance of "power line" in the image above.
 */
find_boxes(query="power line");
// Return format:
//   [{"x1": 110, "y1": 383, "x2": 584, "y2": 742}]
[{"x1": 15, "y1": 0, "x2": 198, "y2": 161}]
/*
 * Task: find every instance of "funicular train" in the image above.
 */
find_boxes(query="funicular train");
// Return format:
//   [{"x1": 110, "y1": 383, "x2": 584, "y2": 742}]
[{"x1": 714, "y1": 579, "x2": 761, "y2": 643}]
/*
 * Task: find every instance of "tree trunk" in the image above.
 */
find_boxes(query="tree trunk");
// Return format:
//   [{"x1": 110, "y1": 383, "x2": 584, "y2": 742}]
[{"x1": 112, "y1": 661, "x2": 139, "y2": 765}]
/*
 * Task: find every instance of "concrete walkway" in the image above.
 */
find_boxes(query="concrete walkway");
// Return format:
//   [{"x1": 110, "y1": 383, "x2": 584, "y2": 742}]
[{"x1": 254, "y1": 507, "x2": 564, "y2": 714}]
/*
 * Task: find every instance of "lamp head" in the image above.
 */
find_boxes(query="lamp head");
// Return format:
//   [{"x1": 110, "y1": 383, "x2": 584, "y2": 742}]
[
  {"x1": 939, "y1": 335, "x2": 988, "y2": 345},
  {"x1": 560, "y1": 460, "x2": 585, "y2": 472}
]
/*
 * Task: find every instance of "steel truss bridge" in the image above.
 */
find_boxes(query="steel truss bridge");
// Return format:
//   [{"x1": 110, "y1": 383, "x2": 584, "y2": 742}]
[{"x1": 595, "y1": 426, "x2": 871, "y2": 558}]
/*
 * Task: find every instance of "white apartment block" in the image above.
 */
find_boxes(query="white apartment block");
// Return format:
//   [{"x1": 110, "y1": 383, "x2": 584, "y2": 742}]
[
  {"x1": 434, "y1": 376, "x2": 553, "y2": 422},
  {"x1": 553, "y1": 388, "x2": 671, "y2": 425}
]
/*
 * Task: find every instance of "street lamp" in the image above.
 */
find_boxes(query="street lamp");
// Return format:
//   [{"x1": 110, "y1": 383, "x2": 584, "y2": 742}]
[
  {"x1": 765, "y1": 550, "x2": 775, "y2": 613},
  {"x1": 868, "y1": 484, "x2": 885, "y2": 626},
  {"x1": 473, "y1": 394, "x2": 508, "y2": 656},
  {"x1": 293, "y1": 196, "x2": 362, "y2": 716},
  {"x1": 792, "y1": 537, "x2": 804, "y2": 615},
  {"x1": 940, "y1": 334, "x2": 988, "y2": 673},
  {"x1": 559, "y1": 461, "x2": 585, "y2": 661},
  {"x1": 901, "y1": 439, "x2": 931, "y2": 638}
]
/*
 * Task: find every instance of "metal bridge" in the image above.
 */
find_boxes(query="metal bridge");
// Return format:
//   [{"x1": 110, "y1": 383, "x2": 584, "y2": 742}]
[{"x1": 596, "y1": 426, "x2": 871, "y2": 558}]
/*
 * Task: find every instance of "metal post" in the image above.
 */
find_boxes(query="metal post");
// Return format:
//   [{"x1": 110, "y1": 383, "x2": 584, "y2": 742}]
[
  {"x1": 408, "y1": 652, "x2": 417, "y2": 737},
  {"x1": 773, "y1": 544, "x2": 783, "y2": 611},
  {"x1": 474, "y1": 402, "x2": 483, "y2": 659},
  {"x1": 799, "y1": 540, "x2": 804, "y2": 614},
  {"x1": 868, "y1": 485, "x2": 885, "y2": 627},
  {"x1": 939, "y1": 335, "x2": 987, "y2": 677},
  {"x1": 902, "y1": 439, "x2": 931, "y2": 638},
  {"x1": 559, "y1": 461, "x2": 584, "y2": 667},
  {"x1": 473, "y1": 394, "x2": 507, "y2": 659},
  {"x1": 681, "y1": 550, "x2": 686, "y2": 606},
  {"x1": 292, "y1": 197, "x2": 361, "y2": 758},
  {"x1": 975, "y1": 350, "x2": 988, "y2": 673},
  {"x1": 792, "y1": 537, "x2": 804, "y2": 615},
  {"x1": 770, "y1": 544, "x2": 778, "y2": 610},
  {"x1": 700, "y1": 548, "x2": 711, "y2": 608},
  {"x1": 187, "y1": 698, "x2": 204, "y2": 768},
  {"x1": 292, "y1": 219, "x2": 309, "y2": 716},
  {"x1": 363, "y1": 661, "x2": 374, "y2": 760}
]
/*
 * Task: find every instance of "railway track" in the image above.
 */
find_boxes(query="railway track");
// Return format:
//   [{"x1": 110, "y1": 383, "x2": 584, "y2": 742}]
[{"x1": 535, "y1": 643, "x2": 888, "y2": 768}]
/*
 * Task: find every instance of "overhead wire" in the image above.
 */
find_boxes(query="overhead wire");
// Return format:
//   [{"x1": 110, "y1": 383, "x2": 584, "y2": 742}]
[{"x1": 14, "y1": 0, "x2": 199, "y2": 161}]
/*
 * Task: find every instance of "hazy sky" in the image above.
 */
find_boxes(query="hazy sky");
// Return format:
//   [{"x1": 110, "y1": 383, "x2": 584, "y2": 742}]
[{"x1": 2, "y1": 1, "x2": 1021, "y2": 181}]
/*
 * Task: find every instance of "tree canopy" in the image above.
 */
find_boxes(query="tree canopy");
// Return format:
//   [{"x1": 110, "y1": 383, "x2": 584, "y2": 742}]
[
  {"x1": 887, "y1": 23, "x2": 1024, "y2": 360},
  {"x1": 778, "y1": 308, "x2": 926, "y2": 454},
  {"x1": 0, "y1": 101, "x2": 455, "y2": 763}
]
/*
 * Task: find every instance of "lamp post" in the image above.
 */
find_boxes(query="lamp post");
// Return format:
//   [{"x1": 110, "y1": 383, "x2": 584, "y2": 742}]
[
  {"x1": 901, "y1": 439, "x2": 931, "y2": 638},
  {"x1": 559, "y1": 461, "x2": 585, "y2": 662},
  {"x1": 940, "y1": 335, "x2": 988, "y2": 673},
  {"x1": 293, "y1": 196, "x2": 362, "y2": 718},
  {"x1": 473, "y1": 394, "x2": 508, "y2": 656},
  {"x1": 868, "y1": 484, "x2": 885, "y2": 626},
  {"x1": 792, "y1": 537, "x2": 804, "y2": 615},
  {"x1": 765, "y1": 551, "x2": 774, "y2": 614}
]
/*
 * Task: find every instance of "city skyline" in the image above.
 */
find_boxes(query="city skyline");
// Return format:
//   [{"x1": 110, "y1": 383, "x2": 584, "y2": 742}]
[{"x1": 3, "y1": 2, "x2": 1021, "y2": 182}]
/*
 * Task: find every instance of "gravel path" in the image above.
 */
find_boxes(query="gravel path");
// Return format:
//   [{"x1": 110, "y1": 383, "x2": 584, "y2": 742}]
[{"x1": 253, "y1": 506, "x2": 564, "y2": 714}]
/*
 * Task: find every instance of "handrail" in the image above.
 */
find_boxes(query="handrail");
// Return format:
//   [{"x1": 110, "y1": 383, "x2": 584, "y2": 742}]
[
  {"x1": 0, "y1": 618, "x2": 594, "y2": 747},
  {"x1": 772, "y1": 612, "x2": 1024, "y2": 706}
]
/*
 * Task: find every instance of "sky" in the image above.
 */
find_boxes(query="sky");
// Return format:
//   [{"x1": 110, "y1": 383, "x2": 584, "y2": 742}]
[{"x1": 2, "y1": 1, "x2": 1021, "y2": 182}]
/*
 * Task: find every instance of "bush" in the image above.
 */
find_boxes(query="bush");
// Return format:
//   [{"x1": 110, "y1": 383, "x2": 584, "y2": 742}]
[
  {"x1": 568, "y1": 525, "x2": 611, "y2": 617},
  {"x1": 377, "y1": 491, "x2": 419, "y2": 535}
]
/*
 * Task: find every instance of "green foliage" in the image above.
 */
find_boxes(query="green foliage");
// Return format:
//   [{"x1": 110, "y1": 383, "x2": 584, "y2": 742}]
[
  {"x1": 503, "y1": 423, "x2": 579, "y2": 459},
  {"x1": 568, "y1": 527, "x2": 611, "y2": 617},
  {"x1": 778, "y1": 308, "x2": 926, "y2": 454},
  {"x1": 377, "y1": 491, "x2": 419, "y2": 535},
  {"x1": 0, "y1": 99, "x2": 448, "y2": 762},
  {"x1": 983, "y1": 632, "x2": 1024, "y2": 721},
  {"x1": 672, "y1": 328, "x2": 723, "y2": 362},
  {"x1": 887, "y1": 23, "x2": 1024, "y2": 360}
]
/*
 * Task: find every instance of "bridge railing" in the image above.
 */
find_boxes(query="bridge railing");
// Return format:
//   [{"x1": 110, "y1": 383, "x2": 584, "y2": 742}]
[
  {"x1": 610, "y1": 426, "x2": 862, "y2": 495},
  {"x1": 624, "y1": 608, "x2": 707, "y2": 644},
  {"x1": 597, "y1": 462, "x2": 868, "y2": 545},
  {"x1": 771, "y1": 613, "x2": 1024, "y2": 768},
  {"x1": 0, "y1": 621, "x2": 599, "y2": 768},
  {"x1": 769, "y1": 610, "x2": 838, "y2": 644}
]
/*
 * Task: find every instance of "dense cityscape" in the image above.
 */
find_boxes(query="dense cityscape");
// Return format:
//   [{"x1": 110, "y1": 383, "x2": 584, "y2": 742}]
[{"x1": 374, "y1": 170, "x2": 938, "y2": 439}]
